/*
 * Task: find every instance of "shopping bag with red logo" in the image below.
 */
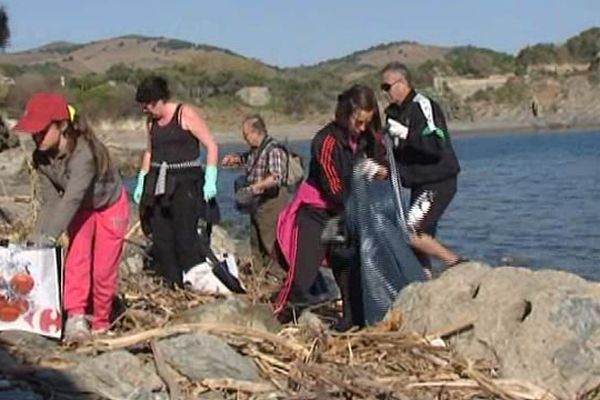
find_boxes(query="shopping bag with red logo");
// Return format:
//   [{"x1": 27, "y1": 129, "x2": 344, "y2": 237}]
[{"x1": 0, "y1": 244, "x2": 63, "y2": 339}]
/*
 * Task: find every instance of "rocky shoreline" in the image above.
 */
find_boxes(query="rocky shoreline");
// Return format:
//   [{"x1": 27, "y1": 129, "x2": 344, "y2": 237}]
[{"x1": 2, "y1": 260, "x2": 599, "y2": 399}]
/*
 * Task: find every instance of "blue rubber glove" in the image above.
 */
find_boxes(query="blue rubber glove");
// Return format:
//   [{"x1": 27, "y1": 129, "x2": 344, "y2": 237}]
[
  {"x1": 203, "y1": 165, "x2": 218, "y2": 201},
  {"x1": 133, "y1": 170, "x2": 147, "y2": 205}
]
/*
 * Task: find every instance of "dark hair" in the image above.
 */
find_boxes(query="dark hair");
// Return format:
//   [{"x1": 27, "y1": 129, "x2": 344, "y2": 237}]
[
  {"x1": 242, "y1": 114, "x2": 267, "y2": 135},
  {"x1": 380, "y1": 62, "x2": 413, "y2": 87},
  {"x1": 335, "y1": 84, "x2": 381, "y2": 133},
  {"x1": 135, "y1": 75, "x2": 171, "y2": 103},
  {"x1": 63, "y1": 113, "x2": 112, "y2": 177}
]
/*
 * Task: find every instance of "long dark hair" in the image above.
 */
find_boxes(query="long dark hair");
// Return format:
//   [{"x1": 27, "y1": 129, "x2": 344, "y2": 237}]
[
  {"x1": 334, "y1": 84, "x2": 382, "y2": 133},
  {"x1": 63, "y1": 114, "x2": 112, "y2": 177}
]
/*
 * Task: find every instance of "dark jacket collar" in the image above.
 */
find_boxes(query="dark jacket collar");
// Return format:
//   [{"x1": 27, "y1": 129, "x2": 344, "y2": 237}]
[
  {"x1": 330, "y1": 121, "x2": 373, "y2": 154},
  {"x1": 396, "y1": 89, "x2": 417, "y2": 114},
  {"x1": 384, "y1": 89, "x2": 417, "y2": 122}
]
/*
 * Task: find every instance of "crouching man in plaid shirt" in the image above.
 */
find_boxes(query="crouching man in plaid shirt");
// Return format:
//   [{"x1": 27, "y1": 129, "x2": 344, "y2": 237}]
[{"x1": 222, "y1": 115, "x2": 289, "y2": 273}]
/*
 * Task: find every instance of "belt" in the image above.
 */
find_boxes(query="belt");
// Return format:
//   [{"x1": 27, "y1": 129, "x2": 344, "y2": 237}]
[{"x1": 151, "y1": 160, "x2": 202, "y2": 196}]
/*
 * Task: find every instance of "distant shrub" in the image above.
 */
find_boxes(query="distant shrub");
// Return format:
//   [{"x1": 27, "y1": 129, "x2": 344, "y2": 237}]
[
  {"x1": 0, "y1": 62, "x2": 69, "y2": 87},
  {"x1": 445, "y1": 46, "x2": 516, "y2": 77},
  {"x1": 494, "y1": 78, "x2": 529, "y2": 105},
  {"x1": 194, "y1": 43, "x2": 239, "y2": 57},
  {"x1": 69, "y1": 73, "x2": 106, "y2": 91},
  {"x1": 74, "y1": 82, "x2": 138, "y2": 119},
  {"x1": 4, "y1": 72, "x2": 62, "y2": 116},
  {"x1": 566, "y1": 27, "x2": 600, "y2": 62},
  {"x1": 517, "y1": 43, "x2": 561, "y2": 65},
  {"x1": 105, "y1": 63, "x2": 146, "y2": 85},
  {"x1": 0, "y1": 63, "x2": 23, "y2": 78},
  {"x1": 468, "y1": 87, "x2": 494, "y2": 102},
  {"x1": 39, "y1": 43, "x2": 84, "y2": 55},
  {"x1": 156, "y1": 39, "x2": 195, "y2": 51}
]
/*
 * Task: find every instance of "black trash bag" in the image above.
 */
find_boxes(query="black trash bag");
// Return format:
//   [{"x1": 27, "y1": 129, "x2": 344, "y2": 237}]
[{"x1": 211, "y1": 256, "x2": 246, "y2": 294}]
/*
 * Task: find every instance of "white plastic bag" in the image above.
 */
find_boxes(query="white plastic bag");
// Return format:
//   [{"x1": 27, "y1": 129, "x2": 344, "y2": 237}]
[
  {"x1": 183, "y1": 254, "x2": 244, "y2": 295},
  {"x1": 0, "y1": 244, "x2": 63, "y2": 339}
]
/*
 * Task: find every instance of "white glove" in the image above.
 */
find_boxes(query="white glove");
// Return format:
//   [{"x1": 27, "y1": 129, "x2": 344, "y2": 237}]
[{"x1": 386, "y1": 118, "x2": 409, "y2": 140}]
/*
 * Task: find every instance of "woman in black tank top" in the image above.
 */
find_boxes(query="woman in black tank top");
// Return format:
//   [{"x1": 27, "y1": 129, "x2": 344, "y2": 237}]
[{"x1": 133, "y1": 76, "x2": 219, "y2": 288}]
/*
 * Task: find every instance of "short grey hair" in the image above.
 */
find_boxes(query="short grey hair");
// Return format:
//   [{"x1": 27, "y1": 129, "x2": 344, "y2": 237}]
[
  {"x1": 381, "y1": 62, "x2": 413, "y2": 87},
  {"x1": 242, "y1": 114, "x2": 267, "y2": 135}
]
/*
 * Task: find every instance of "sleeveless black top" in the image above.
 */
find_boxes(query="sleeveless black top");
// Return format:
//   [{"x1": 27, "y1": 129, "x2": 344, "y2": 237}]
[
  {"x1": 151, "y1": 104, "x2": 200, "y2": 163},
  {"x1": 141, "y1": 104, "x2": 204, "y2": 207}
]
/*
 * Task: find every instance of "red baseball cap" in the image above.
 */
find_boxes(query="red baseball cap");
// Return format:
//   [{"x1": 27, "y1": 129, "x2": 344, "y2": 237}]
[{"x1": 14, "y1": 92, "x2": 70, "y2": 135}]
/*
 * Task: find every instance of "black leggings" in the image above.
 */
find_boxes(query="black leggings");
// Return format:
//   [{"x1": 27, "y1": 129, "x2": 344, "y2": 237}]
[
  {"x1": 291, "y1": 205, "x2": 364, "y2": 326},
  {"x1": 148, "y1": 180, "x2": 205, "y2": 288}
]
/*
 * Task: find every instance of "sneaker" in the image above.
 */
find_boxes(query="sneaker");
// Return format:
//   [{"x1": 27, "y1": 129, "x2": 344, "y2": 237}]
[
  {"x1": 63, "y1": 315, "x2": 90, "y2": 342},
  {"x1": 91, "y1": 326, "x2": 115, "y2": 337}
]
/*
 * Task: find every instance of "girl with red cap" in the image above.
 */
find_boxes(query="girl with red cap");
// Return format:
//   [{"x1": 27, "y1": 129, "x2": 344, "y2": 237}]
[{"x1": 14, "y1": 92, "x2": 129, "y2": 342}]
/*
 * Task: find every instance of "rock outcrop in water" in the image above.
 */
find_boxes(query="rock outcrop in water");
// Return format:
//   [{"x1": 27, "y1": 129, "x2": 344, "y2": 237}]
[{"x1": 392, "y1": 261, "x2": 600, "y2": 399}]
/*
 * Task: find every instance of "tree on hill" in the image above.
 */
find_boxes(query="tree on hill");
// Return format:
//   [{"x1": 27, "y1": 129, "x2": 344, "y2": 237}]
[
  {"x1": 566, "y1": 27, "x2": 600, "y2": 62},
  {"x1": 0, "y1": 6, "x2": 9, "y2": 49},
  {"x1": 444, "y1": 46, "x2": 516, "y2": 77},
  {"x1": 517, "y1": 43, "x2": 561, "y2": 65}
]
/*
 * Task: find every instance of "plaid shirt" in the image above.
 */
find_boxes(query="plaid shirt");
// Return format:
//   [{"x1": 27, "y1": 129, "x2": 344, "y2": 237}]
[{"x1": 241, "y1": 138, "x2": 287, "y2": 186}]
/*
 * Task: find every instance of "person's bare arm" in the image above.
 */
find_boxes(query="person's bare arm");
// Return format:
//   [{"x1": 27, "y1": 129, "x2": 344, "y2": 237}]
[
  {"x1": 140, "y1": 120, "x2": 152, "y2": 171},
  {"x1": 181, "y1": 105, "x2": 218, "y2": 166}
]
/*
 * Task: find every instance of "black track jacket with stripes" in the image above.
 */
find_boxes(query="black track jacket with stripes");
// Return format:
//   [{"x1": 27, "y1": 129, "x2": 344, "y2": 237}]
[{"x1": 306, "y1": 121, "x2": 386, "y2": 211}]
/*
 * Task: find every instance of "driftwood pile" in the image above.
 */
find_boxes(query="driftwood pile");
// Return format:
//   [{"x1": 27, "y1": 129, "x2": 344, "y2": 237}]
[{"x1": 74, "y1": 245, "x2": 559, "y2": 400}]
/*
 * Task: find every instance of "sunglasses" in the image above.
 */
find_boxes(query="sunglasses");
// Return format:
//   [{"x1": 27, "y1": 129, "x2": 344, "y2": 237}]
[{"x1": 380, "y1": 79, "x2": 403, "y2": 92}]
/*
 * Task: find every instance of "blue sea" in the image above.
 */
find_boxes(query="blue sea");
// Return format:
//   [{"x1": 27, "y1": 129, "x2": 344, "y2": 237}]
[{"x1": 130, "y1": 130, "x2": 600, "y2": 280}]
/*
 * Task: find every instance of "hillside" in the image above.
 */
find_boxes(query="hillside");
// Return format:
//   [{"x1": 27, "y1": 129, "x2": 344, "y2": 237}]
[
  {"x1": 0, "y1": 29, "x2": 598, "y2": 133},
  {"x1": 0, "y1": 35, "x2": 278, "y2": 76},
  {"x1": 291, "y1": 41, "x2": 451, "y2": 82}
]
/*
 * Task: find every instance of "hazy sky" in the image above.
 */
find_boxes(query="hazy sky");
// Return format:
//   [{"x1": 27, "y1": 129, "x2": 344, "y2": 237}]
[{"x1": 2, "y1": 0, "x2": 599, "y2": 67}]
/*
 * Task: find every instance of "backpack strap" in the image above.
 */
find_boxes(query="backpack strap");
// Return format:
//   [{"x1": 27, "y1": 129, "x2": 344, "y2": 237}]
[{"x1": 248, "y1": 136, "x2": 273, "y2": 175}]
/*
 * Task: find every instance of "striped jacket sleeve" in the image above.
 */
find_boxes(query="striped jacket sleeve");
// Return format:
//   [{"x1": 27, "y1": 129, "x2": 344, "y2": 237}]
[{"x1": 312, "y1": 132, "x2": 344, "y2": 208}]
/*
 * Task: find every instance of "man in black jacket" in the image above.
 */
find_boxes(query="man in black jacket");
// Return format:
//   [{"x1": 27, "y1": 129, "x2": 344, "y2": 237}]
[{"x1": 381, "y1": 62, "x2": 465, "y2": 277}]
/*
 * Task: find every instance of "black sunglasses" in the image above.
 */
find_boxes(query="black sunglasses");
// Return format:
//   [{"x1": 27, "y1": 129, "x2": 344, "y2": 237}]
[{"x1": 380, "y1": 79, "x2": 403, "y2": 92}]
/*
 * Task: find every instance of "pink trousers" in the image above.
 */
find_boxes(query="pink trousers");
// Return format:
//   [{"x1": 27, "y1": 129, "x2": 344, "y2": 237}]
[{"x1": 63, "y1": 189, "x2": 129, "y2": 330}]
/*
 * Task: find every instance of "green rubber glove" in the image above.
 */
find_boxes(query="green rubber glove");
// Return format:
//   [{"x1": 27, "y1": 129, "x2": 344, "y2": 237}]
[
  {"x1": 203, "y1": 165, "x2": 218, "y2": 201},
  {"x1": 133, "y1": 170, "x2": 147, "y2": 204}
]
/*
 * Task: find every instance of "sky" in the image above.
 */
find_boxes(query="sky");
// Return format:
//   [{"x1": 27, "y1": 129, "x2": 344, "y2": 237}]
[{"x1": 1, "y1": 0, "x2": 599, "y2": 67}]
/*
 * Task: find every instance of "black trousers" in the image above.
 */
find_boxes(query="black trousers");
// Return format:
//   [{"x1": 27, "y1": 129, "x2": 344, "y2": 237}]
[
  {"x1": 148, "y1": 180, "x2": 204, "y2": 288},
  {"x1": 291, "y1": 205, "x2": 364, "y2": 326}
]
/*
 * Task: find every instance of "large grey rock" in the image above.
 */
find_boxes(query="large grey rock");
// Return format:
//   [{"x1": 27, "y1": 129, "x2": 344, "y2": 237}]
[
  {"x1": 235, "y1": 86, "x2": 271, "y2": 107},
  {"x1": 156, "y1": 333, "x2": 260, "y2": 382},
  {"x1": 0, "y1": 147, "x2": 24, "y2": 176},
  {"x1": 123, "y1": 254, "x2": 145, "y2": 275},
  {"x1": 0, "y1": 331, "x2": 59, "y2": 352},
  {"x1": 173, "y1": 297, "x2": 281, "y2": 333},
  {"x1": 392, "y1": 262, "x2": 600, "y2": 399},
  {"x1": 0, "y1": 116, "x2": 19, "y2": 153},
  {"x1": 210, "y1": 225, "x2": 240, "y2": 257},
  {"x1": 0, "y1": 348, "x2": 17, "y2": 369},
  {"x1": 70, "y1": 350, "x2": 164, "y2": 400}
]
